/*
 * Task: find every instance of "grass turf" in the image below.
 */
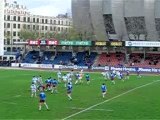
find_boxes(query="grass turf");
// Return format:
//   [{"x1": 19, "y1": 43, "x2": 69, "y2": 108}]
[{"x1": 0, "y1": 69, "x2": 160, "y2": 119}]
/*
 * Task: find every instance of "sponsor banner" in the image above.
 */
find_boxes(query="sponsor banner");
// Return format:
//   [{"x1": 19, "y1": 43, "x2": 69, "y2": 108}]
[
  {"x1": 61, "y1": 65, "x2": 88, "y2": 69},
  {"x1": 125, "y1": 41, "x2": 160, "y2": 47},
  {"x1": 39, "y1": 39, "x2": 47, "y2": 45},
  {"x1": 38, "y1": 64, "x2": 53, "y2": 69},
  {"x1": 94, "y1": 41, "x2": 107, "y2": 46},
  {"x1": 60, "y1": 40, "x2": 92, "y2": 46},
  {"x1": 109, "y1": 41, "x2": 124, "y2": 47},
  {"x1": 28, "y1": 40, "x2": 39, "y2": 45},
  {"x1": 11, "y1": 63, "x2": 160, "y2": 73},
  {"x1": 110, "y1": 67, "x2": 160, "y2": 73},
  {"x1": 92, "y1": 66, "x2": 105, "y2": 70},
  {"x1": 11, "y1": 63, "x2": 52, "y2": 69},
  {"x1": 47, "y1": 40, "x2": 58, "y2": 46}
]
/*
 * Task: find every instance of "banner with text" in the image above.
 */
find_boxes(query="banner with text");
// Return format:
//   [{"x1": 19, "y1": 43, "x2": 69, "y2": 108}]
[
  {"x1": 125, "y1": 41, "x2": 160, "y2": 47},
  {"x1": 60, "y1": 40, "x2": 92, "y2": 46}
]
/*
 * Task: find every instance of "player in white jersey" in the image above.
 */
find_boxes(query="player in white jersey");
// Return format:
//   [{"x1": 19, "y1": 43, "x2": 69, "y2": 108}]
[
  {"x1": 37, "y1": 75, "x2": 43, "y2": 85},
  {"x1": 67, "y1": 73, "x2": 72, "y2": 83},
  {"x1": 101, "y1": 72, "x2": 106, "y2": 78},
  {"x1": 116, "y1": 71, "x2": 121, "y2": 80},
  {"x1": 32, "y1": 76, "x2": 38, "y2": 85},
  {"x1": 30, "y1": 83, "x2": 37, "y2": 97},
  {"x1": 57, "y1": 70, "x2": 62, "y2": 83},
  {"x1": 62, "y1": 74, "x2": 68, "y2": 87}
]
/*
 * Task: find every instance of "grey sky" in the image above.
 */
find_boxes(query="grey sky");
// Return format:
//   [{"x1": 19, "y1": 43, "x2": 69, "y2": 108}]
[{"x1": 14, "y1": 0, "x2": 71, "y2": 16}]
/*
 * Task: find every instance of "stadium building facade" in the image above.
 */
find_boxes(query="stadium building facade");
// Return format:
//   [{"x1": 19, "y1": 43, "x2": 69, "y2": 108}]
[
  {"x1": 3, "y1": 0, "x2": 72, "y2": 54},
  {"x1": 72, "y1": 0, "x2": 160, "y2": 41},
  {"x1": 0, "y1": 0, "x2": 4, "y2": 55}
]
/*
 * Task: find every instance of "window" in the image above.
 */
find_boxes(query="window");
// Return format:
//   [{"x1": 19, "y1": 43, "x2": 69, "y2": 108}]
[
  {"x1": 7, "y1": 31, "x2": 10, "y2": 36},
  {"x1": 12, "y1": 47, "x2": 17, "y2": 52},
  {"x1": 23, "y1": 17, "x2": 26, "y2": 22},
  {"x1": 27, "y1": 25, "x2": 30, "y2": 29},
  {"x1": 37, "y1": 18, "x2": 39, "y2": 23},
  {"x1": 50, "y1": 26, "x2": 53, "y2": 31},
  {"x1": 54, "y1": 20, "x2": 56, "y2": 24},
  {"x1": 61, "y1": 21, "x2": 63, "y2": 25},
  {"x1": 50, "y1": 20, "x2": 52, "y2": 24},
  {"x1": 58, "y1": 20, "x2": 60, "y2": 25},
  {"x1": 4, "y1": 15, "x2": 6, "y2": 20},
  {"x1": 7, "y1": 15, "x2": 10, "y2": 20},
  {"x1": 4, "y1": 39, "x2": 6, "y2": 45},
  {"x1": 7, "y1": 23, "x2": 10, "y2": 28},
  {"x1": 66, "y1": 21, "x2": 68, "y2": 25},
  {"x1": 13, "y1": 24, "x2": 16, "y2": 28},
  {"x1": 45, "y1": 26, "x2": 48, "y2": 30},
  {"x1": 42, "y1": 26, "x2": 44, "y2": 30},
  {"x1": 18, "y1": 16, "x2": 20, "y2": 21},
  {"x1": 42, "y1": 19, "x2": 44, "y2": 23},
  {"x1": 33, "y1": 25, "x2": 35, "y2": 30},
  {"x1": 13, "y1": 32, "x2": 16, "y2": 36},
  {"x1": 7, "y1": 39, "x2": 10, "y2": 45},
  {"x1": 23, "y1": 24, "x2": 26, "y2": 29},
  {"x1": 61, "y1": 27, "x2": 63, "y2": 31},
  {"x1": 28, "y1": 17, "x2": 30, "y2": 22},
  {"x1": 58, "y1": 27, "x2": 60, "y2": 31},
  {"x1": 7, "y1": 47, "x2": 11, "y2": 52},
  {"x1": 45, "y1": 19, "x2": 48, "y2": 24},
  {"x1": 18, "y1": 24, "x2": 20, "y2": 29},
  {"x1": 54, "y1": 27, "x2": 56, "y2": 31},
  {"x1": 13, "y1": 16, "x2": 16, "y2": 21},
  {"x1": 18, "y1": 32, "x2": 20, "y2": 37},
  {"x1": 4, "y1": 23, "x2": 6, "y2": 28},
  {"x1": 36, "y1": 25, "x2": 39, "y2": 30},
  {"x1": 33, "y1": 18, "x2": 35, "y2": 22},
  {"x1": 13, "y1": 39, "x2": 16, "y2": 43}
]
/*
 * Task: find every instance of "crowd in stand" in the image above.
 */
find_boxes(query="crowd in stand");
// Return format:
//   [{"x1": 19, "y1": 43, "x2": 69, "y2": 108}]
[{"x1": 0, "y1": 50, "x2": 160, "y2": 68}]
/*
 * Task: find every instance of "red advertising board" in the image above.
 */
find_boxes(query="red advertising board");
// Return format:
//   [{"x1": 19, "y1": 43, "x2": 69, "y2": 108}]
[
  {"x1": 47, "y1": 40, "x2": 58, "y2": 45},
  {"x1": 28, "y1": 40, "x2": 39, "y2": 45}
]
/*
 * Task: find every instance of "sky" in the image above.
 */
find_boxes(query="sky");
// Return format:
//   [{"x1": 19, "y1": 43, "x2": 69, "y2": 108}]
[{"x1": 11, "y1": 0, "x2": 71, "y2": 17}]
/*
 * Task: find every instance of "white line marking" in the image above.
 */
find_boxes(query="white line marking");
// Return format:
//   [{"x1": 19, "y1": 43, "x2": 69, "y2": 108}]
[
  {"x1": 70, "y1": 107, "x2": 113, "y2": 112},
  {"x1": 13, "y1": 95, "x2": 21, "y2": 98},
  {"x1": 2, "y1": 101, "x2": 17, "y2": 105},
  {"x1": 62, "y1": 80, "x2": 160, "y2": 120}
]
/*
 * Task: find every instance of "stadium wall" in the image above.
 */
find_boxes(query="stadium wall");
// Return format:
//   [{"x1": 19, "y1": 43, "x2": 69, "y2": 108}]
[{"x1": 72, "y1": 0, "x2": 160, "y2": 41}]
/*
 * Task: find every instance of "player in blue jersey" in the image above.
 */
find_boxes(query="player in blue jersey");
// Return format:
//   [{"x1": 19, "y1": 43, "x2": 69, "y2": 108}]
[
  {"x1": 85, "y1": 73, "x2": 90, "y2": 84},
  {"x1": 67, "y1": 82, "x2": 72, "y2": 100},
  {"x1": 125, "y1": 70, "x2": 130, "y2": 80},
  {"x1": 101, "y1": 83, "x2": 107, "y2": 98},
  {"x1": 45, "y1": 77, "x2": 52, "y2": 91},
  {"x1": 39, "y1": 90, "x2": 49, "y2": 111},
  {"x1": 120, "y1": 72, "x2": 124, "y2": 82},
  {"x1": 51, "y1": 79, "x2": 58, "y2": 94},
  {"x1": 75, "y1": 72, "x2": 80, "y2": 84},
  {"x1": 110, "y1": 73, "x2": 115, "y2": 84},
  {"x1": 136, "y1": 68, "x2": 141, "y2": 78}
]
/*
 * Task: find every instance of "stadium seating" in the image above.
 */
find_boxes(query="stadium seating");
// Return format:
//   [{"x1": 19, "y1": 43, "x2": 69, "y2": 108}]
[
  {"x1": 41, "y1": 51, "x2": 55, "y2": 64},
  {"x1": 22, "y1": 51, "x2": 160, "y2": 68},
  {"x1": 95, "y1": 53, "x2": 125, "y2": 66},
  {"x1": 22, "y1": 51, "x2": 39, "y2": 63},
  {"x1": 53, "y1": 52, "x2": 72, "y2": 65},
  {"x1": 76, "y1": 52, "x2": 97, "y2": 66}
]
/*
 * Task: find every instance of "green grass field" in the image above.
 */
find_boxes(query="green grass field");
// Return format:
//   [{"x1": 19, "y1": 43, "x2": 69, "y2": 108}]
[{"x1": 0, "y1": 68, "x2": 160, "y2": 119}]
